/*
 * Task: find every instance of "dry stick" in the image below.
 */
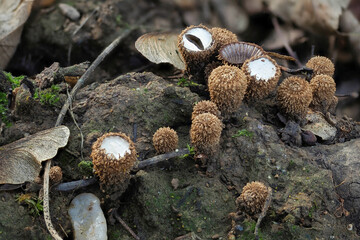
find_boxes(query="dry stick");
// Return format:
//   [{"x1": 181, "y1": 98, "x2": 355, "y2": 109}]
[
  {"x1": 254, "y1": 187, "x2": 273, "y2": 240},
  {"x1": 43, "y1": 11, "x2": 155, "y2": 238},
  {"x1": 136, "y1": 148, "x2": 190, "y2": 169},
  {"x1": 113, "y1": 210, "x2": 140, "y2": 240},
  {"x1": 271, "y1": 17, "x2": 302, "y2": 68}
]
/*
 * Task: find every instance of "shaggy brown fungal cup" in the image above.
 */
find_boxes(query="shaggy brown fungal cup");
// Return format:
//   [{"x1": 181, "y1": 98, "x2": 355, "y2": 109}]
[
  {"x1": 277, "y1": 76, "x2": 313, "y2": 119},
  {"x1": 208, "y1": 65, "x2": 248, "y2": 115},
  {"x1": 191, "y1": 100, "x2": 221, "y2": 121},
  {"x1": 49, "y1": 166, "x2": 63, "y2": 183},
  {"x1": 236, "y1": 181, "x2": 269, "y2": 215},
  {"x1": 310, "y1": 74, "x2": 336, "y2": 113},
  {"x1": 90, "y1": 132, "x2": 137, "y2": 189},
  {"x1": 210, "y1": 27, "x2": 238, "y2": 51},
  {"x1": 190, "y1": 113, "x2": 222, "y2": 156},
  {"x1": 178, "y1": 25, "x2": 216, "y2": 80},
  {"x1": 152, "y1": 127, "x2": 179, "y2": 154},
  {"x1": 306, "y1": 56, "x2": 335, "y2": 77},
  {"x1": 218, "y1": 42, "x2": 265, "y2": 66},
  {"x1": 242, "y1": 55, "x2": 281, "y2": 100}
]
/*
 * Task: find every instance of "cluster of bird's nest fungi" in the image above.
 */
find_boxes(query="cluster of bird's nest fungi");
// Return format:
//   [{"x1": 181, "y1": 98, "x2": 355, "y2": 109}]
[{"x1": 72, "y1": 24, "x2": 339, "y2": 238}]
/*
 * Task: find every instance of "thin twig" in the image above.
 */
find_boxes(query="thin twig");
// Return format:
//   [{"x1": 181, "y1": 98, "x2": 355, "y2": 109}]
[
  {"x1": 43, "y1": 11, "x2": 155, "y2": 240},
  {"x1": 254, "y1": 187, "x2": 272, "y2": 240},
  {"x1": 136, "y1": 148, "x2": 190, "y2": 169},
  {"x1": 56, "y1": 27, "x2": 136, "y2": 126},
  {"x1": 43, "y1": 160, "x2": 62, "y2": 240},
  {"x1": 113, "y1": 210, "x2": 140, "y2": 240},
  {"x1": 67, "y1": 87, "x2": 84, "y2": 160},
  {"x1": 54, "y1": 178, "x2": 97, "y2": 192}
]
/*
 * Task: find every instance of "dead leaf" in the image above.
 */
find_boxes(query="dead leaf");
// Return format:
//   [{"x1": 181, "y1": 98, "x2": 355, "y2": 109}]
[
  {"x1": 262, "y1": 25, "x2": 307, "y2": 50},
  {"x1": 0, "y1": 0, "x2": 33, "y2": 69},
  {"x1": 340, "y1": 10, "x2": 360, "y2": 65},
  {"x1": 264, "y1": 0, "x2": 351, "y2": 34},
  {"x1": 0, "y1": 126, "x2": 70, "y2": 184},
  {"x1": 135, "y1": 32, "x2": 186, "y2": 70}
]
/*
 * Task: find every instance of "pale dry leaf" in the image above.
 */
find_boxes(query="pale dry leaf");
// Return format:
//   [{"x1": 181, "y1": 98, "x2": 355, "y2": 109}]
[
  {"x1": 135, "y1": 32, "x2": 186, "y2": 70},
  {"x1": 262, "y1": 25, "x2": 306, "y2": 50},
  {"x1": 263, "y1": 0, "x2": 351, "y2": 34},
  {"x1": 0, "y1": 0, "x2": 33, "y2": 69},
  {"x1": 0, "y1": 125, "x2": 70, "y2": 184},
  {"x1": 340, "y1": 10, "x2": 360, "y2": 65}
]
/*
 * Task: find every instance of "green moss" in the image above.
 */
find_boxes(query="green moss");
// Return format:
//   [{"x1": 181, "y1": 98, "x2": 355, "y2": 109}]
[
  {"x1": 4, "y1": 72, "x2": 24, "y2": 88},
  {"x1": 78, "y1": 161, "x2": 94, "y2": 176},
  {"x1": 16, "y1": 194, "x2": 43, "y2": 216},
  {"x1": 34, "y1": 84, "x2": 60, "y2": 106},
  {"x1": 232, "y1": 129, "x2": 254, "y2": 139},
  {"x1": 177, "y1": 77, "x2": 199, "y2": 87}
]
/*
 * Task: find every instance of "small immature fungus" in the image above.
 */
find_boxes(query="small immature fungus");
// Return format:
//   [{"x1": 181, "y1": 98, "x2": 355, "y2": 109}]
[
  {"x1": 49, "y1": 166, "x2": 63, "y2": 183},
  {"x1": 152, "y1": 127, "x2": 179, "y2": 154},
  {"x1": 208, "y1": 65, "x2": 248, "y2": 114},
  {"x1": 305, "y1": 56, "x2": 335, "y2": 77},
  {"x1": 190, "y1": 113, "x2": 222, "y2": 155},
  {"x1": 210, "y1": 27, "x2": 238, "y2": 51},
  {"x1": 218, "y1": 42, "x2": 265, "y2": 65},
  {"x1": 242, "y1": 55, "x2": 281, "y2": 100},
  {"x1": 191, "y1": 100, "x2": 221, "y2": 121},
  {"x1": 236, "y1": 181, "x2": 269, "y2": 215},
  {"x1": 178, "y1": 25, "x2": 216, "y2": 78},
  {"x1": 309, "y1": 74, "x2": 337, "y2": 113},
  {"x1": 90, "y1": 132, "x2": 137, "y2": 188},
  {"x1": 277, "y1": 76, "x2": 313, "y2": 119}
]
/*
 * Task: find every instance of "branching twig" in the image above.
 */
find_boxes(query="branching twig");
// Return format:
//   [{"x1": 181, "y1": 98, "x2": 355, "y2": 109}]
[
  {"x1": 254, "y1": 187, "x2": 272, "y2": 240},
  {"x1": 136, "y1": 148, "x2": 190, "y2": 169},
  {"x1": 43, "y1": 11, "x2": 155, "y2": 240}
]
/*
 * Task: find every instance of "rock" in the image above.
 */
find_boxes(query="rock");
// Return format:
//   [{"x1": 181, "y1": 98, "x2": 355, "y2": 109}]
[
  {"x1": 68, "y1": 193, "x2": 107, "y2": 240},
  {"x1": 302, "y1": 112, "x2": 337, "y2": 141},
  {"x1": 58, "y1": 3, "x2": 80, "y2": 21}
]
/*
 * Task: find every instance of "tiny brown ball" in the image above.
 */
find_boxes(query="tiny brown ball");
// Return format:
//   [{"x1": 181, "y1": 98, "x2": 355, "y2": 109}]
[
  {"x1": 236, "y1": 181, "x2": 269, "y2": 215},
  {"x1": 306, "y1": 56, "x2": 335, "y2": 77},
  {"x1": 277, "y1": 76, "x2": 313, "y2": 119},
  {"x1": 153, "y1": 127, "x2": 179, "y2": 153},
  {"x1": 49, "y1": 166, "x2": 63, "y2": 183}
]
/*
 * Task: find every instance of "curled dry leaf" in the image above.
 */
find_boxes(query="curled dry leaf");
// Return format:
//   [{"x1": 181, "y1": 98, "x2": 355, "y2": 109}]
[
  {"x1": 0, "y1": 126, "x2": 70, "y2": 184},
  {"x1": 135, "y1": 32, "x2": 186, "y2": 70},
  {"x1": 263, "y1": 0, "x2": 351, "y2": 34},
  {"x1": 0, "y1": 0, "x2": 33, "y2": 69}
]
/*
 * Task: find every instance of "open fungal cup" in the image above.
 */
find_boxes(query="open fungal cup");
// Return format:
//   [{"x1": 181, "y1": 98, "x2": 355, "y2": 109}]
[
  {"x1": 152, "y1": 127, "x2": 179, "y2": 154},
  {"x1": 208, "y1": 65, "x2": 248, "y2": 115},
  {"x1": 242, "y1": 55, "x2": 281, "y2": 100},
  {"x1": 178, "y1": 25, "x2": 216, "y2": 79},
  {"x1": 277, "y1": 76, "x2": 313, "y2": 119},
  {"x1": 90, "y1": 132, "x2": 137, "y2": 189},
  {"x1": 218, "y1": 42, "x2": 265, "y2": 66}
]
